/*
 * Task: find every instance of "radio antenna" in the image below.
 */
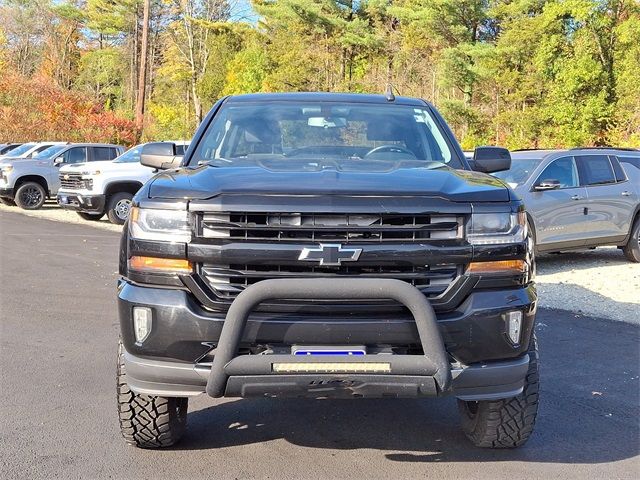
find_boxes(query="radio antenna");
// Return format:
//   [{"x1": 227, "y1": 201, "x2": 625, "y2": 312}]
[{"x1": 385, "y1": 84, "x2": 396, "y2": 102}]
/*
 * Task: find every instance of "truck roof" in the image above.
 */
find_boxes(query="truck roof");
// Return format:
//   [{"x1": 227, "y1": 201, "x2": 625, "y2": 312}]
[{"x1": 224, "y1": 92, "x2": 429, "y2": 107}]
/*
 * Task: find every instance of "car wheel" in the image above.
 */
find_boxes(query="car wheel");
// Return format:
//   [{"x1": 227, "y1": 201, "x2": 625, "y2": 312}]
[
  {"x1": 15, "y1": 182, "x2": 46, "y2": 210},
  {"x1": 622, "y1": 216, "x2": 640, "y2": 263},
  {"x1": 117, "y1": 339, "x2": 188, "y2": 448},
  {"x1": 107, "y1": 192, "x2": 134, "y2": 225},
  {"x1": 0, "y1": 197, "x2": 16, "y2": 206},
  {"x1": 457, "y1": 335, "x2": 539, "y2": 448},
  {"x1": 76, "y1": 212, "x2": 104, "y2": 221}
]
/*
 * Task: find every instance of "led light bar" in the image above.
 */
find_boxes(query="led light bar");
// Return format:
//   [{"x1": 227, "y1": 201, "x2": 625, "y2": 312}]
[{"x1": 272, "y1": 362, "x2": 391, "y2": 374}]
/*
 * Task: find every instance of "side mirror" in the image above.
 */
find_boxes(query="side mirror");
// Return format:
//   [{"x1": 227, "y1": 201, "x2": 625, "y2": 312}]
[
  {"x1": 140, "y1": 142, "x2": 183, "y2": 170},
  {"x1": 472, "y1": 146, "x2": 511, "y2": 173},
  {"x1": 53, "y1": 157, "x2": 64, "y2": 166},
  {"x1": 533, "y1": 179, "x2": 560, "y2": 191}
]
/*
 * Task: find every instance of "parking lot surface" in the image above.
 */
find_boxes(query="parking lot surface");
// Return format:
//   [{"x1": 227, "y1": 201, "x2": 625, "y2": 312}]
[{"x1": 1, "y1": 210, "x2": 639, "y2": 479}]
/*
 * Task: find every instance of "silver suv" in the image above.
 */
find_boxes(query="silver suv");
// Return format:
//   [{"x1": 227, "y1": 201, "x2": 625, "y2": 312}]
[
  {"x1": 493, "y1": 148, "x2": 640, "y2": 262},
  {"x1": 0, "y1": 143, "x2": 124, "y2": 209}
]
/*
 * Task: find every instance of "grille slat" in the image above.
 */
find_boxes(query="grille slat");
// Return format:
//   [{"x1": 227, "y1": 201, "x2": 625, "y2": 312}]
[
  {"x1": 201, "y1": 212, "x2": 461, "y2": 242},
  {"x1": 200, "y1": 263, "x2": 461, "y2": 301}
]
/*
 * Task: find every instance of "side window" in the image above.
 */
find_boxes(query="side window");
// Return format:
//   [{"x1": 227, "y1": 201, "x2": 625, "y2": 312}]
[
  {"x1": 576, "y1": 155, "x2": 616, "y2": 186},
  {"x1": 27, "y1": 145, "x2": 51, "y2": 158},
  {"x1": 62, "y1": 147, "x2": 88, "y2": 164},
  {"x1": 610, "y1": 156, "x2": 627, "y2": 182},
  {"x1": 175, "y1": 144, "x2": 187, "y2": 156},
  {"x1": 618, "y1": 156, "x2": 640, "y2": 174},
  {"x1": 536, "y1": 156, "x2": 578, "y2": 188},
  {"x1": 92, "y1": 147, "x2": 118, "y2": 162}
]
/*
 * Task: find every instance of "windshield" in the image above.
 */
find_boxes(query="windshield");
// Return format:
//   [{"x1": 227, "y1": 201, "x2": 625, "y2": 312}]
[
  {"x1": 5, "y1": 143, "x2": 37, "y2": 157},
  {"x1": 191, "y1": 102, "x2": 462, "y2": 169},
  {"x1": 493, "y1": 157, "x2": 543, "y2": 187},
  {"x1": 34, "y1": 145, "x2": 67, "y2": 159},
  {"x1": 114, "y1": 145, "x2": 143, "y2": 163}
]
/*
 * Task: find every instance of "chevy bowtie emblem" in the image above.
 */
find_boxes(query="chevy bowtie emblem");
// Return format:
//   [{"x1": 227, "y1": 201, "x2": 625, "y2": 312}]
[{"x1": 298, "y1": 243, "x2": 362, "y2": 266}]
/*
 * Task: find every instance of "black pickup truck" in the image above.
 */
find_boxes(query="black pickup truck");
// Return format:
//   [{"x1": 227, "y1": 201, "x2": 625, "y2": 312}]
[{"x1": 117, "y1": 93, "x2": 538, "y2": 449}]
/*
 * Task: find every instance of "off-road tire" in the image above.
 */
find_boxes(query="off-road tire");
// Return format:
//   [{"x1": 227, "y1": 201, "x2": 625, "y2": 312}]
[
  {"x1": 117, "y1": 340, "x2": 188, "y2": 448},
  {"x1": 76, "y1": 211, "x2": 104, "y2": 221},
  {"x1": 457, "y1": 335, "x2": 539, "y2": 448},
  {"x1": 107, "y1": 192, "x2": 134, "y2": 225},
  {"x1": 15, "y1": 181, "x2": 46, "y2": 210},
  {"x1": 622, "y1": 216, "x2": 640, "y2": 263},
  {"x1": 0, "y1": 197, "x2": 16, "y2": 206}
]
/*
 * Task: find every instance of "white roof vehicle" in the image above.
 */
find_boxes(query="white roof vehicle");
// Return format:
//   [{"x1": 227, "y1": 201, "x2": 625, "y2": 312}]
[
  {"x1": 57, "y1": 141, "x2": 189, "y2": 224},
  {"x1": 0, "y1": 141, "x2": 68, "y2": 160}
]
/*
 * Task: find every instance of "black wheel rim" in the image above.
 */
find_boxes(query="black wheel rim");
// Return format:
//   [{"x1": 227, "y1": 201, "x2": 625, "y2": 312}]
[{"x1": 20, "y1": 187, "x2": 42, "y2": 207}]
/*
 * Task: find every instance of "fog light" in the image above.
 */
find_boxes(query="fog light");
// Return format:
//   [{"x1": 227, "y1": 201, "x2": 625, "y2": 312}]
[
  {"x1": 506, "y1": 311, "x2": 523, "y2": 344},
  {"x1": 133, "y1": 307, "x2": 152, "y2": 343}
]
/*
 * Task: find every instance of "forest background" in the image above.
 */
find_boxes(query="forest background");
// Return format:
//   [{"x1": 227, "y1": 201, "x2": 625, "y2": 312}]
[{"x1": 1, "y1": 0, "x2": 638, "y2": 149}]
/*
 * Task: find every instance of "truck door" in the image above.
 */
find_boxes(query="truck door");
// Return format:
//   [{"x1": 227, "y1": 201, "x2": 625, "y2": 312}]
[
  {"x1": 528, "y1": 156, "x2": 589, "y2": 247},
  {"x1": 576, "y1": 154, "x2": 636, "y2": 241}
]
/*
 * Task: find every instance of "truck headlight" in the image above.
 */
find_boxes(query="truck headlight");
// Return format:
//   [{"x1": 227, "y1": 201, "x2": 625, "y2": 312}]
[
  {"x1": 466, "y1": 212, "x2": 526, "y2": 245},
  {"x1": 129, "y1": 207, "x2": 191, "y2": 242},
  {"x1": 0, "y1": 165, "x2": 14, "y2": 180}
]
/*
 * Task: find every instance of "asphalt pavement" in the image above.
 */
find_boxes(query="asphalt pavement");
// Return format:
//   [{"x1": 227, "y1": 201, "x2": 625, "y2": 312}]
[{"x1": 1, "y1": 210, "x2": 638, "y2": 479}]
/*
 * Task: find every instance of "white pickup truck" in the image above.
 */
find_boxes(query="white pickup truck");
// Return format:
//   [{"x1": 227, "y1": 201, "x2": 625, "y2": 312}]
[{"x1": 57, "y1": 141, "x2": 189, "y2": 224}]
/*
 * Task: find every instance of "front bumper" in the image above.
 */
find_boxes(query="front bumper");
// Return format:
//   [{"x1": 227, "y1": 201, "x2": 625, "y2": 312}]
[
  {"x1": 0, "y1": 187, "x2": 13, "y2": 199},
  {"x1": 123, "y1": 347, "x2": 530, "y2": 401},
  {"x1": 119, "y1": 278, "x2": 536, "y2": 401},
  {"x1": 57, "y1": 193, "x2": 106, "y2": 213}
]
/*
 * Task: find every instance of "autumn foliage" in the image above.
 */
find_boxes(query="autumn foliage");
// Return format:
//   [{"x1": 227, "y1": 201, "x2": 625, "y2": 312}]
[{"x1": 0, "y1": 71, "x2": 137, "y2": 145}]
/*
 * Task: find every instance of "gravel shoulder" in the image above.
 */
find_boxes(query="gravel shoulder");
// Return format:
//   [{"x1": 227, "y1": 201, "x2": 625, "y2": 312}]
[
  {"x1": 2, "y1": 202, "x2": 638, "y2": 323},
  {"x1": 536, "y1": 248, "x2": 639, "y2": 324}
]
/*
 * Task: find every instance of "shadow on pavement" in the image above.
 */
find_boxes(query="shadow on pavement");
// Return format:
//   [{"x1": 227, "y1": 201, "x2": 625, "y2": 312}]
[{"x1": 178, "y1": 309, "x2": 639, "y2": 464}]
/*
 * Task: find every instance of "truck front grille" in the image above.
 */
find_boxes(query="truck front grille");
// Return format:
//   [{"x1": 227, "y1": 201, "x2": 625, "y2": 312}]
[
  {"x1": 200, "y1": 212, "x2": 462, "y2": 242},
  {"x1": 60, "y1": 173, "x2": 92, "y2": 190},
  {"x1": 193, "y1": 211, "x2": 466, "y2": 307}
]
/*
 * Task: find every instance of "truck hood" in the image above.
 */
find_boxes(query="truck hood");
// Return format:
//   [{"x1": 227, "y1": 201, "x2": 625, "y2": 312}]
[
  {"x1": 60, "y1": 160, "x2": 125, "y2": 172},
  {"x1": 147, "y1": 162, "x2": 510, "y2": 202}
]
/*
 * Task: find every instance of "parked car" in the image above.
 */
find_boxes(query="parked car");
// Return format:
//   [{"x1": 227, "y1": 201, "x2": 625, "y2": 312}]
[
  {"x1": 116, "y1": 92, "x2": 538, "y2": 449},
  {"x1": 57, "y1": 141, "x2": 189, "y2": 224},
  {"x1": 0, "y1": 143, "x2": 23, "y2": 156},
  {"x1": 0, "y1": 143, "x2": 124, "y2": 209},
  {"x1": 0, "y1": 141, "x2": 67, "y2": 161},
  {"x1": 493, "y1": 148, "x2": 640, "y2": 262}
]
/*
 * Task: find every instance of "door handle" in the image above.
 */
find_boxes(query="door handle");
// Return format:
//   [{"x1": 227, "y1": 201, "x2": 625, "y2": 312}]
[
  {"x1": 571, "y1": 195, "x2": 582, "y2": 200},
  {"x1": 621, "y1": 191, "x2": 631, "y2": 197}
]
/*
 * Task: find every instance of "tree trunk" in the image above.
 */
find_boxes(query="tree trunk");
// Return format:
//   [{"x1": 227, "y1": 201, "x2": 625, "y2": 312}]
[{"x1": 135, "y1": 0, "x2": 151, "y2": 134}]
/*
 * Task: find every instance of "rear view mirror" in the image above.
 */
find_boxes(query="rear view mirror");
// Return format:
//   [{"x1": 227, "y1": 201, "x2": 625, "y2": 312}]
[
  {"x1": 53, "y1": 157, "x2": 64, "y2": 166},
  {"x1": 140, "y1": 142, "x2": 183, "y2": 170},
  {"x1": 534, "y1": 179, "x2": 560, "y2": 191},
  {"x1": 307, "y1": 117, "x2": 347, "y2": 128},
  {"x1": 472, "y1": 146, "x2": 511, "y2": 173}
]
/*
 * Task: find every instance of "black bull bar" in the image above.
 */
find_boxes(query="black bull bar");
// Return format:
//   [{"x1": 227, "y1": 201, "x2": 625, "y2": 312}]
[{"x1": 206, "y1": 278, "x2": 452, "y2": 398}]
